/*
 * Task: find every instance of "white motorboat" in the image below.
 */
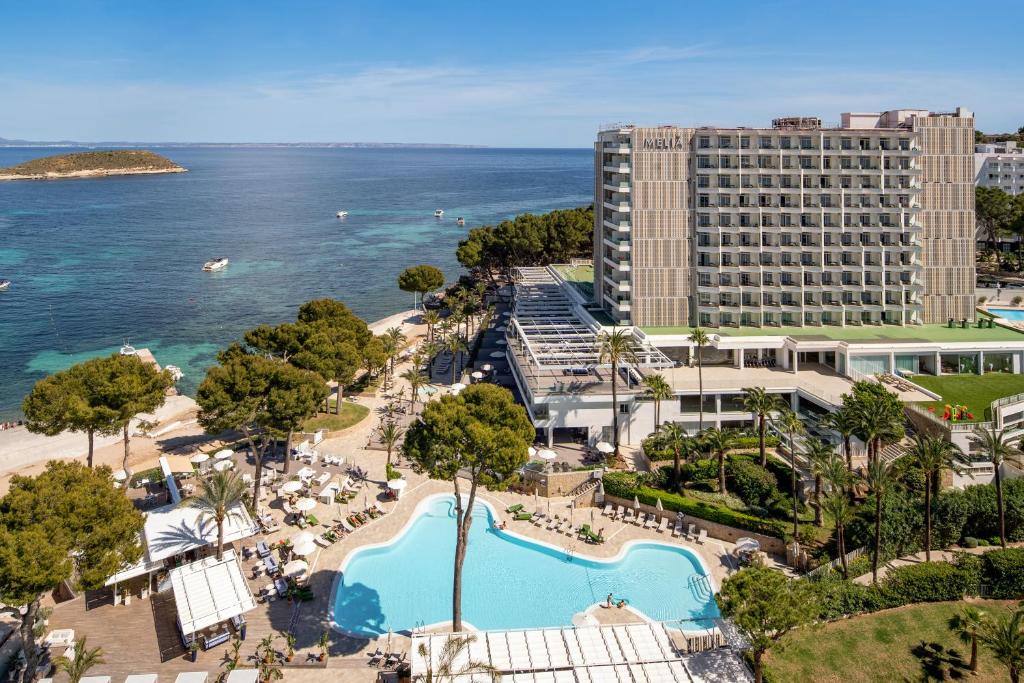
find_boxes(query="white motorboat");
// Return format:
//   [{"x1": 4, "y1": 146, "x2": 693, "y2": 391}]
[
  {"x1": 165, "y1": 364, "x2": 184, "y2": 381},
  {"x1": 120, "y1": 341, "x2": 137, "y2": 356},
  {"x1": 0, "y1": 279, "x2": 10, "y2": 291},
  {"x1": 336, "y1": 210, "x2": 348, "y2": 218},
  {"x1": 456, "y1": 217, "x2": 465, "y2": 226},
  {"x1": 202, "y1": 257, "x2": 229, "y2": 272},
  {"x1": 434, "y1": 209, "x2": 444, "y2": 218}
]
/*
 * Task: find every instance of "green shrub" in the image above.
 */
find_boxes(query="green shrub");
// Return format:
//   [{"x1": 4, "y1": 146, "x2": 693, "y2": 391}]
[
  {"x1": 810, "y1": 574, "x2": 892, "y2": 620},
  {"x1": 963, "y1": 536, "x2": 979, "y2": 548},
  {"x1": 641, "y1": 433, "x2": 778, "y2": 462},
  {"x1": 728, "y1": 459, "x2": 780, "y2": 508},
  {"x1": 883, "y1": 561, "x2": 971, "y2": 604},
  {"x1": 679, "y1": 458, "x2": 718, "y2": 482},
  {"x1": 602, "y1": 472, "x2": 787, "y2": 538},
  {"x1": 982, "y1": 548, "x2": 1024, "y2": 599},
  {"x1": 953, "y1": 552, "x2": 983, "y2": 596}
]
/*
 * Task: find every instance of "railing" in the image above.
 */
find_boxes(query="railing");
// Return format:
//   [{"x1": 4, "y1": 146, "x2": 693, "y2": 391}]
[
  {"x1": 803, "y1": 546, "x2": 868, "y2": 579},
  {"x1": 994, "y1": 392, "x2": 1024, "y2": 409}
]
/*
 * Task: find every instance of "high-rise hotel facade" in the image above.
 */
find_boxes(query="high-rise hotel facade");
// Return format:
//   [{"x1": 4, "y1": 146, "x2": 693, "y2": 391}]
[{"x1": 594, "y1": 108, "x2": 976, "y2": 328}]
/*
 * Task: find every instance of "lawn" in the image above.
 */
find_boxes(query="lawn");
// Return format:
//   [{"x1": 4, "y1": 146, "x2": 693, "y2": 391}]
[
  {"x1": 765, "y1": 600, "x2": 1016, "y2": 683},
  {"x1": 301, "y1": 403, "x2": 370, "y2": 432},
  {"x1": 912, "y1": 373, "x2": 1024, "y2": 422}
]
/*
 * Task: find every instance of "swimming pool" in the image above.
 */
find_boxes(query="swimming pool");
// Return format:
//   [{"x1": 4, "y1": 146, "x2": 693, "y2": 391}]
[
  {"x1": 331, "y1": 495, "x2": 720, "y2": 637},
  {"x1": 989, "y1": 308, "x2": 1024, "y2": 321}
]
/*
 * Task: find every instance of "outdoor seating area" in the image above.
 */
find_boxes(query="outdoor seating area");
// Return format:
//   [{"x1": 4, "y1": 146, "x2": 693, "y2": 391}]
[{"x1": 602, "y1": 505, "x2": 707, "y2": 544}]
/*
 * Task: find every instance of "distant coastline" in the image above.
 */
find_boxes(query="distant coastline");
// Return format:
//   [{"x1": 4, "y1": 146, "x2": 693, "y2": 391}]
[
  {"x1": 0, "y1": 136, "x2": 486, "y2": 149},
  {"x1": 0, "y1": 149, "x2": 186, "y2": 181}
]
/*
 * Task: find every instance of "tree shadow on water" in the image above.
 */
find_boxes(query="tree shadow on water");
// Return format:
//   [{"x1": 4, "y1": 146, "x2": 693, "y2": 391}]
[{"x1": 906, "y1": 641, "x2": 970, "y2": 682}]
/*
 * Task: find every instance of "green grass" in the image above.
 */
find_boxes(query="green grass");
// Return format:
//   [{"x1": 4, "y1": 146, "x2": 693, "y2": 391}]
[
  {"x1": 911, "y1": 373, "x2": 1024, "y2": 422},
  {"x1": 765, "y1": 600, "x2": 1014, "y2": 683},
  {"x1": 640, "y1": 322, "x2": 1024, "y2": 343},
  {"x1": 551, "y1": 263, "x2": 594, "y2": 299},
  {"x1": 301, "y1": 403, "x2": 370, "y2": 432}
]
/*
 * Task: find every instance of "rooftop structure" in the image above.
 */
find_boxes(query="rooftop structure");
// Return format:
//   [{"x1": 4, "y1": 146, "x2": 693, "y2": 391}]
[{"x1": 170, "y1": 550, "x2": 256, "y2": 636}]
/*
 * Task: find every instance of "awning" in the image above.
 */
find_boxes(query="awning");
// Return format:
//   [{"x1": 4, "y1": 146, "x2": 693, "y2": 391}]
[
  {"x1": 170, "y1": 550, "x2": 255, "y2": 635},
  {"x1": 104, "y1": 556, "x2": 165, "y2": 586},
  {"x1": 164, "y1": 455, "x2": 196, "y2": 474},
  {"x1": 144, "y1": 501, "x2": 257, "y2": 563}
]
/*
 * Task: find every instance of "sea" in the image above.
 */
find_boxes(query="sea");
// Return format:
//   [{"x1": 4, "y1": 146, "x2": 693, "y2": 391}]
[{"x1": 0, "y1": 146, "x2": 592, "y2": 419}]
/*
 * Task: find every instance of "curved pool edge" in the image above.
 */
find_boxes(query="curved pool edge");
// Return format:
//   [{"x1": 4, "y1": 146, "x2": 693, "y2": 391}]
[{"x1": 328, "y1": 491, "x2": 720, "y2": 638}]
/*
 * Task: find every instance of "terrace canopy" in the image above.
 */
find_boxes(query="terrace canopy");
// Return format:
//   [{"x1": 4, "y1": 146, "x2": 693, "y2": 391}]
[{"x1": 170, "y1": 550, "x2": 255, "y2": 636}]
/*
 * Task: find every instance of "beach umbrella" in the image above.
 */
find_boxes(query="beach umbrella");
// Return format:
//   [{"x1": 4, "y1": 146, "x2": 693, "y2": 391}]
[
  {"x1": 633, "y1": 496, "x2": 640, "y2": 510},
  {"x1": 280, "y1": 480, "x2": 303, "y2": 494},
  {"x1": 387, "y1": 478, "x2": 408, "y2": 499},
  {"x1": 534, "y1": 490, "x2": 539, "y2": 507},
  {"x1": 590, "y1": 508, "x2": 595, "y2": 524},
  {"x1": 282, "y1": 560, "x2": 308, "y2": 578},
  {"x1": 489, "y1": 351, "x2": 505, "y2": 358},
  {"x1": 537, "y1": 449, "x2": 557, "y2": 461},
  {"x1": 293, "y1": 497, "x2": 316, "y2": 512},
  {"x1": 569, "y1": 501, "x2": 574, "y2": 527},
  {"x1": 363, "y1": 492, "x2": 368, "y2": 510},
  {"x1": 112, "y1": 469, "x2": 128, "y2": 482},
  {"x1": 596, "y1": 441, "x2": 614, "y2": 455},
  {"x1": 528, "y1": 446, "x2": 537, "y2": 458},
  {"x1": 190, "y1": 453, "x2": 210, "y2": 465},
  {"x1": 471, "y1": 371, "x2": 483, "y2": 380},
  {"x1": 386, "y1": 628, "x2": 393, "y2": 655},
  {"x1": 656, "y1": 498, "x2": 664, "y2": 511},
  {"x1": 481, "y1": 364, "x2": 493, "y2": 372},
  {"x1": 547, "y1": 498, "x2": 551, "y2": 516},
  {"x1": 213, "y1": 460, "x2": 234, "y2": 472},
  {"x1": 214, "y1": 449, "x2": 234, "y2": 460},
  {"x1": 291, "y1": 540, "x2": 317, "y2": 557}
]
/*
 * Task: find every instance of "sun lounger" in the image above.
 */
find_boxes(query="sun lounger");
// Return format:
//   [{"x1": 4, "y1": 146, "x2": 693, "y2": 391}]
[
  {"x1": 602, "y1": 504, "x2": 613, "y2": 516},
  {"x1": 514, "y1": 511, "x2": 533, "y2": 521},
  {"x1": 624, "y1": 508, "x2": 635, "y2": 523},
  {"x1": 657, "y1": 517, "x2": 669, "y2": 533},
  {"x1": 546, "y1": 517, "x2": 560, "y2": 531},
  {"x1": 697, "y1": 529, "x2": 707, "y2": 544},
  {"x1": 645, "y1": 514, "x2": 658, "y2": 530},
  {"x1": 635, "y1": 512, "x2": 647, "y2": 527},
  {"x1": 274, "y1": 578, "x2": 288, "y2": 597},
  {"x1": 263, "y1": 556, "x2": 279, "y2": 575},
  {"x1": 368, "y1": 649, "x2": 384, "y2": 667},
  {"x1": 687, "y1": 523, "x2": 696, "y2": 540},
  {"x1": 672, "y1": 521, "x2": 683, "y2": 537},
  {"x1": 505, "y1": 503, "x2": 524, "y2": 514},
  {"x1": 615, "y1": 505, "x2": 624, "y2": 519}
]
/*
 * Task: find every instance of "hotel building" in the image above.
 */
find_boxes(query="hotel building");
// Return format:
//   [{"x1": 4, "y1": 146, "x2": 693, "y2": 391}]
[
  {"x1": 975, "y1": 141, "x2": 1024, "y2": 195},
  {"x1": 594, "y1": 108, "x2": 976, "y2": 329}
]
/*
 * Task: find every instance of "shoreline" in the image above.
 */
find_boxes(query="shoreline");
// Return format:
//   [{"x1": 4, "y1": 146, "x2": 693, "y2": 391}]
[{"x1": 0, "y1": 166, "x2": 187, "y2": 181}]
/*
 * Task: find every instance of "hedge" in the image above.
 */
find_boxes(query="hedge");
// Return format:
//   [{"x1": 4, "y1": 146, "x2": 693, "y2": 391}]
[
  {"x1": 983, "y1": 548, "x2": 1024, "y2": 598},
  {"x1": 729, "y1": 459, "x2": 780, "y2": 508},
  {"x1": 883, "y1": 561, "x2": 974, "y2": 604},
  {"x1": 642, "y1": 433, "x2": 780, "y2": 462},
  {"x1": 602, "y1": 472, "x2": 787, "y2": 538}
]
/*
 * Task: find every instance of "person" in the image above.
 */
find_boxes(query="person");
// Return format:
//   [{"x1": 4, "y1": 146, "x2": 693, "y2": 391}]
[
  {"x1": 606, "y1": 593, "x2": 613, "y2": 608},
  {"x1": 617, "y1": 599, "x2": 626, "y2": 609}
]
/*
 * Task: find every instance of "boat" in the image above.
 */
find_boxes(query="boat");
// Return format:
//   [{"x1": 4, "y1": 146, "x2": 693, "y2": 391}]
[
  {"x1": 434, "y1": 209, "x2": 444, "y2": 218},
  {"x1": 457, "y1": 217, "x2": 465, "y2": 226},
  {"x1": 120, "y1": 341, "x2": 137, "y2": 356},
  {"x1": 202, "y1": 257, "x2": 229, "y2": 272},
  {"x1": 336, "y1": 211, "x2": 348, "y2": 218},
  {"x1": 165, "y1": 365, "x2": 184, "y2": 381},
  {"x1": 0, "y1": 279, "x2": 10, "y2": 291}
]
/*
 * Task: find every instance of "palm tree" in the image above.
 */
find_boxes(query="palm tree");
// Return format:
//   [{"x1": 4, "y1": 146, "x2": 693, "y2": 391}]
[
  {"x1": 444, "y1": 334, "x2": 468, "y2": 385},
  {"x1": 401, "y1": 367, "x2": 426, "y2": 414},
  {"x1": 597, "y1": 329, "x2": 639, "y2": 459},
  {"x1": 821, "y1": 407, "x2": 859, "y2": 476},
  {"x1": 422, "y1": 309, "x2": 441, "y2": 343},
  {"x1": 689, "y1": 328, "x2": 711, "y2": 431},
  {"x1": 701, "y1": 428, "x2": 736, "y2": 496},
  {"x1": 863, "y1": 458, "x2": 894, "y2": 584},
  {"x1": 416, "y1": 635, "x2": 498, "y2": 683},
  {"x1": 775, "y1": 408, "x2": 806, "y2": 538},
  {"x1": 805, "y1": 439, "x2": 841, "y2": 528},
  {"x1": 659, "y1": 422, "x2": 690, "y2": 491},
  {"x1": 56, "y1": 637, "x2": 104, "y2": 683},
  {"x1": 377, "y1": 420, "x2": 405, "y2": 468},
  {"x1": 822, "y1": 492, "x2": 852, "y2": 578},
  {"x1": 742, "y1": 387, "x2": 780, "y2": 467},
  {"x1": 948, "y1": 605, "x2": 988, "y2": 675},
  {"x1": 977, "y1": 608, "x2": 1024, "y2": 683},
  {"x1": 188, "y1": 470, "x2": 247, "y2": 560},
  {"x1": 642, "y1": 373, "x2": 673, "y2": 430},
  {"x1": 907, "y1": 434, "x2": 964, "y2": 561},
  {"x1": 385, "y1": 326, "x2": 407, "y2": 380},
  {"x1": 970, "y1": 425, "x2": 1020, "y2": 548}
]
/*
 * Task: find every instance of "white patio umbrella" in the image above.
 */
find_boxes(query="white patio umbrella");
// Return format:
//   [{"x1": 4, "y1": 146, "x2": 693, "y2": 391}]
[
  {"x1": 387, "y1": 479, "x2": 408, "y2": 499},
  {"x1": 280, "y1": 480, "x2": 303, "y2": 494},
  {"x1": 451, "y1": 382, "x2": 467, "y2": 392},
  {"x1": 489, "y1": 351, "x2": 505, "y2": 358},
  {"x1": 471, "y1": 371, "x2": 484, "y2": 380},
  {"x1": 213, "y1": 460, "x2": 234, "y2": 472},
  {"x1": 538, "y1": 449, "x2": 557, "y2": 461},
  {"x1": 190, "y1": 453, "x2": 210, "y2": 465},
  {"x1": 293, "y1": 497, "x2": 317, "y2": 512},
  {"x1": 282, "y1": 560, "x2": 308, "y2": 578},
  {"x1": 656, "y1": 498, "x2": 664, "y2": 511},
  {"x1": 386, "y1": 628, "x2": 393, "y2": 655},
  {"x1": 481, "y1": 364, "x2": 493, "y2": 372},
  {"x1": 595, "y1": 442, "x2": 614, "y2": 454},
  {"x1": 214, "y1": 449, "x2": 234, "y2": 460},
  {"x1": 633, "y1": 495, "x2": 640, "y2": 510},
  {"x1": 528, "y1": 446, "x2": 537, "y2": 457},
  {"x1": 291, "y1": 531, "x2": 316, "y2": 547},
  {"x1": 112, "y1": 469, "x2": 128, "y2": 482},
  {"x1": 291, "y1": 540, "x2": 317, "y2": 557}
]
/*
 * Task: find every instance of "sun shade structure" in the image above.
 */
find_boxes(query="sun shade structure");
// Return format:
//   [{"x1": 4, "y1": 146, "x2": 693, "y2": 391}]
[
  {"x1": 411, "y1": 624, "x2": 690, "y2": 682},
  {"x1": 174, "y1": 673, "x2": 208, "y2": 683},
  {"x1": 170, "y1": 550, "x2": 255, "y2": 636},
  {"x1": 225, "y1": 671, "x2": 258, "y2": 683},
  {"x1": 163, "y1": 455, "x2": 196, "y2": 474}
]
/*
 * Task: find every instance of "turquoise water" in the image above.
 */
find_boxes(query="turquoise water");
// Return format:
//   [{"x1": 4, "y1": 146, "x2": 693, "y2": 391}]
[
  {"x1": 0, "y1": 146, "x2": 591, "y2": 418},
  {"x1": 332, "y1": 496, "x2": 719, "y2": 636},
  {"x1": 990, "y1": 308, "x2": 1024, "y2": 321}
]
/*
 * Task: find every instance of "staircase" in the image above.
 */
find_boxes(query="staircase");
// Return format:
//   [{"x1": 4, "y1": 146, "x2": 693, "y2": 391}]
[
  {"x1": 879, "y1": 438, "x2": 913, "y2": 464},
  {"x1": 568, "y1": 478, "x2": 599, "y2": 504}
]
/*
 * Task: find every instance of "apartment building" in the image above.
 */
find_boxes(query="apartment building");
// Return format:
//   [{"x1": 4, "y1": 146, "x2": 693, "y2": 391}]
[
  {"x1": 976, "y1": 141, "x2": 1024, "y2": 195},
  {"x1": 594, "y1": 108, "x2": 976, "y2": 329}
]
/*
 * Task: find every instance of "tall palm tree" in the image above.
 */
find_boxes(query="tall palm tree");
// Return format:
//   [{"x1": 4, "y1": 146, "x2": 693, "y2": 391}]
[
  {"x1": 642, "y1": 373, "x2": 673, "y2": 430},
  {"x1": 863, "y1": 458, "x2": 894, "y2": 584},
  {"x1": 377, "y1": 420, "x2": 405, "y2": 468},
  {"x1": 659, "y1": 422, "x2": 690, "y2": 491},
  {"x1": 775, "y1": 408, "x2": 806, "y2": 538},
  {"x1": 805, "y1": 439, "x2": 841, "y2": 528},
  {"x1": 948, "y1": 605, "x2": 988, "y2": 675},
  {"x1": 422, "y1": 309, "x2": 441, "y2": 343},
  {"x1": 689, "y1": 328, "x2": 711, "y2": 431},
  {"x1": 821, "y1": 407, "x2": 859, "y2": 476},
  {"x1": 385, "y1": 327, "x2": 407, "y2": 380},
  {"x1": 597, "y1": 329, "x2": 639, "y2": 459},
  {"x1": 444, "y1": 334, "x2": 468, "y2": 386},
  {"x1": 417, "y1": 635, "x2": 498, "y2": 683},
  {"x1": 822, "y1": 492, "x2": 852, "y2": 578},
  {"x1": 970, "y1": 425, "x2": 1020, "y2": 548},
  {"x1": 56, "y1": 637, "x2": 105, "y2": 683},
  {"x1": 701, "y1": 428, "x2": 736, "y2": 496},
  {"x1": 977, "y1": 608, "x2": 1024, "y2": 683},
  {"x1": 401, "y1": 367, "x2": 426, "y2": 414},
  {"x1": 742, "y1": 387, "x2": 780, "y2": 467},
  {"x1": 907, "y1": 434, "x2": 964, "y2": 561},
  {"x1": 188, "y1": 470, "x2": 248, "y2": 560}
]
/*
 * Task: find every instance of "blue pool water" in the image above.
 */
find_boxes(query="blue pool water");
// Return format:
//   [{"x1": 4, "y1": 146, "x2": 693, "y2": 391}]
[
  {"x1": 332, "y1": 496, "x2": 719, "y2": 636},
  {"x1": 990, "y1": 308, "x2": 1024, "y2": 321}
]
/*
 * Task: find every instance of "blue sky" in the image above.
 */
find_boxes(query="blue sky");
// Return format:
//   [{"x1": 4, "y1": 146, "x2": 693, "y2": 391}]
[{"x1": 1, "y1": 0, "x2": 1022, "y2": 147}]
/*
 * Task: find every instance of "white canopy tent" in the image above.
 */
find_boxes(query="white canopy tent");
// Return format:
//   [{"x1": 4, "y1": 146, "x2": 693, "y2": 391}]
[
  {"x1": 170, "y1": 550, "x2": 255, "y2": 637},
  {"x1": 225, "y1": 670, "x2": 258, "y2": 683}
]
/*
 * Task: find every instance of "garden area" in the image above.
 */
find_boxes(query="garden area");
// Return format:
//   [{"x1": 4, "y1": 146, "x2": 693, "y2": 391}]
[
  {"x1": 301, "y1": 402, "x2": 370, "y2": 432},
  {"x1": 764, "y1": 599, "x2": 1015, "y2": 682},
  {"x1": 912, "y1": 373, "x2": 1024, "y2": 422}
]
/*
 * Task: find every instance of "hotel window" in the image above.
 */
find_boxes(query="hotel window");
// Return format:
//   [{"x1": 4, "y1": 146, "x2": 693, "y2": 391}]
[
  {"x1": 800, "y1": 136, "x2": 813, "y2": 150},
  {"x1": 698, "y1": 136, "x2": 711, "y2": 149},
  {"x1": 780, "y1": 137, "x2": 792, "y2": 150},
  {"x1": 800, "y1": 157, "x2": 814, "y2": 169},
  {"x1": 740, "y1": 136, "x2": 751, "y2": 149},
  {"x1": 780, "y1": 214, "x2": 793, "y2": 227},
  {"x1": 758, "y1": 194, "x2": 771, "y2": 207},
  {"x1": 719, "y1": 136, "x2": 732, "y2": 149},
  {"x1": 759, "y1": 175, "x2": 772, "y2": 189},
  {"x1": 758, "y1": 136, "x2": 773, "y2": 149},
  {"x1": 840, "y1": 158, "x2": 852, "y2": 170},
  {"x1": 720, "y1": 214, "x2": 732, "y2": 227},
  {"x1": 718, "y1": 194, "x2": 731, "y2": 207},
  {"x1": 698, "y1": 194, "x2": 710, "y2": 207},
  {"x1": 823, "y1": 137, "x2": 834, "y2": 150},
  {"x1": 699, "y1": 273, "x2": 712, "y2": 287},
  {"x1": 697, "y1": 174, "x2": 710, "y2": 188},
  {"x1": 698, "y1": 214, "x2": 711, "y2": 227},
  {"x1": 697, "y1": 155, "x2": 712, "y2": 169},
  {"x1": 761, "y1": 215, "x2": 774, "y2": 227},
  {"x1": 858, "y1": 138, "x2": 871, "y2": 150},
  {"x1": 840, "y1": 137, "x2": 852, "y2": 150},
  {"x1": 718, "y1": 175, "x2": 732, "y2": 188},
  {"x1": 739, "y1": 195, "x2": 751, "y2": 207},
  {"x1": 898, "y1": 138, "x2": 910, "y2": 151},
  {"x1": 823, "y1": 157, "x2": 832, "y2": 170},
  {"x1": 879, "y1": 138, "x2": 891, "y2": 151}
]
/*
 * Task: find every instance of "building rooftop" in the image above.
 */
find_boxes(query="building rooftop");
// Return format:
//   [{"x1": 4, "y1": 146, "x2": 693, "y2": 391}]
[
  {"x1": 640, "y1": 323, "x2": 1024, "y2": 344},
  {"x1": 551, "y1": 263, "x2": 594, "y2": 301}
]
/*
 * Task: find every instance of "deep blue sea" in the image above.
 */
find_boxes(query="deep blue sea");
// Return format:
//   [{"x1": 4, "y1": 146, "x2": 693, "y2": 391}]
[{"x1": 0, "y1": 147, "x2": 592, "y2": 419}]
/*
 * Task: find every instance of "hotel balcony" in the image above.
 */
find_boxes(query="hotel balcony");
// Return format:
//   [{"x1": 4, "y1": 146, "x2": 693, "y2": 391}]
[
  {"x1": 603, "y1": 219, "x2": 631, "y2": 234},
  {"x1": 603, "y1": 201, "x2": 630, "y2": 213},
  {"x1": 602, "y1": 238, "x2": 630, "y2": 252},
  {"x1": 603, "y1": 164, "x2": 631, "y2": 174},
  {"x1": 603, "y1": 275, "x2": 630, "y2": 293},
  {"x1": 603, "y1": 256, "x2": 631, "y2": 272},
  {"x1": 603, "y1": 182, "x2": 631, "y2": 193}
]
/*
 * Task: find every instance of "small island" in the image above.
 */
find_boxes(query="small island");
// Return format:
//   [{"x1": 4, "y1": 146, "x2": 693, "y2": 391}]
[{"x1": 0, "y1": 149, "x2": 187, "y2": 181}]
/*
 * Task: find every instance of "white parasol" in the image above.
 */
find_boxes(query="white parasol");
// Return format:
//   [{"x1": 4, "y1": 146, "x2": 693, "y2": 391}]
[
  {"x1": 213, "y1": 460, "x2": 234, "y2": 472},
  {"x1": 633, "y1": 495, "x2": 640, "y2": 509},
  {"x1": 190, "y1": 453, "x2": 210, "y2": 465},
  {"x1": 537, "y1": 449, "x2": 557, "y2": 461},
  {"x1": 112, "y1": 469, "x2": 128, "y2": 482},
  {"x1": 291, "y1": 531, "x2": 315, "y2": 547},
  {"x1": 291, "y1": 540, "x2": 317, "y2": 557},
  {"x1": 481, "y1": 364, "x2": 493, "y2": 372},
  {"x1": 293, "y1": 497, "x2": 317, "y2": 512},
  {"x1": 282, "y1": 560, "x2": 308, "y2": 578},
  {"x1": 528, "y1": 446, "x2": 537, "y2": 457},
  {"x1": 387, "y1": 479, "x2": 408, "y2": 491},
  {"x1": 471, "y1": 371, "x2": 484, "y2": 380},
  {"x1": 489, "y1": 351, "x2": 505, "y2": 358},
  {"x1": 452, "y1": 382, "x2": 467, "y2": 392},
  {"x1": 214, "y1": 449, "x2": 234, "y2": 460},
  {"x1": 656, "y1": 498, "x2": 664, "y2": 511},
  {"x1": 280, "y1": 480, "x2": 303, "y2": 494},
  {"x1": 595, "y1": 442, "x2": 614, "y2": 454}
]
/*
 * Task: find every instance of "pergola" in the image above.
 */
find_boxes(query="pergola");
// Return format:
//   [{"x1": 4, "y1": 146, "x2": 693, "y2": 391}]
[{"x1": 170, "y1": 550, "x2": 255, "y2": 638}]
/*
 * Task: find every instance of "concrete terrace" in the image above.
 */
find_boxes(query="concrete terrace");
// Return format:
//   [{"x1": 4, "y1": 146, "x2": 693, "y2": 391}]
[{"x1": 640, "y1": 322, "x2": 1024, "y2": 344}]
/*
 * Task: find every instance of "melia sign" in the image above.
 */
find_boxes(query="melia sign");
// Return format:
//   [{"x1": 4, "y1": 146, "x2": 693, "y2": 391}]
[{"x1": 641, "y1": 136, "x2": 685, "y2": 150}]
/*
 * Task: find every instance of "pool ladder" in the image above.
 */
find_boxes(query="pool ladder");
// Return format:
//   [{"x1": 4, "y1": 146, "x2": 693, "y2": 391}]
[{"x1": 687, "y1": 573, "x2": 713, "y2": 599}]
